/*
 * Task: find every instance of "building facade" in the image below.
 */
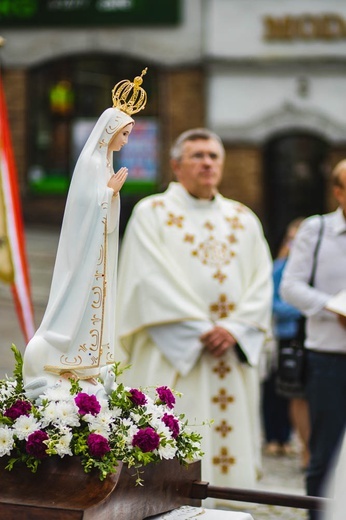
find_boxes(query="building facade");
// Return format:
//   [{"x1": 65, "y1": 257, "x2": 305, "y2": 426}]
[{"x1": 1, "y1": 0, "x2": 346, "y2": 250}]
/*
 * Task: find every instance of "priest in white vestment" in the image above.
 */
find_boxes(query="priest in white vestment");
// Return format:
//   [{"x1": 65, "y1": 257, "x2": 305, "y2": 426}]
[{"x1": 117, "y1": 128, "x2": 273, "y2": 491}]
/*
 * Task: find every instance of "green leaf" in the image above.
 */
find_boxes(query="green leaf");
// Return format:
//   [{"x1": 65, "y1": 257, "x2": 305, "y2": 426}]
[{"x1": 10, "y1": 344, "x2": 24, "y2": 393}]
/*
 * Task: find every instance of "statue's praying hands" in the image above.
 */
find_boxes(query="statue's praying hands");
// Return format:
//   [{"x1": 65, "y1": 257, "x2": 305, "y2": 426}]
[{"x1": 108, "y1": 166, "x2": 128, "y2": 196}]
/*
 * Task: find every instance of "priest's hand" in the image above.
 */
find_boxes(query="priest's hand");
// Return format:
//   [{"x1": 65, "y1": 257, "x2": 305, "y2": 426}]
[
  {"x1": 107, "y1": 167, "x2": 128, "y2": 196},
  {"x1": 200, "y1": 326, "x2": 237, "y2": 357}
]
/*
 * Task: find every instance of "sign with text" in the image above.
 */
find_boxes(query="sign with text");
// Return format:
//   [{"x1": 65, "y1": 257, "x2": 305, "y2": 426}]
[
  {"x1": 0, "y1": 0, "x2": 180, "y2": 27},
  {"x1": 207, "y1": 1, "x2": 346, "y2": 59},
  {"x1": 263, "y1": 14, "x2": 346, "y2": 41}
]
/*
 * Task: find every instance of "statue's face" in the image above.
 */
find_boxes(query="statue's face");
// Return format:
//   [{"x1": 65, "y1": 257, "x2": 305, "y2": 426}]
[{"x1": 108, "y1": 123, "x2": 133, "y2": 152}]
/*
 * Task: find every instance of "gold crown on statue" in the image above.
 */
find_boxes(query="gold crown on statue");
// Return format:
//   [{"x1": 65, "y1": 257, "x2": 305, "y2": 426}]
[{"x1": 112, "y1": 68, "x2": 148, "y2": 116}]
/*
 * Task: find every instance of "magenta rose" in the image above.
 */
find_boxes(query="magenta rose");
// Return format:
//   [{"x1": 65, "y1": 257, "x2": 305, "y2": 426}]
[
  {"x1": 132, "y1": 427, "x2": 160, "y2": 452},
  {"x1": 129, "y1": 388, "x2": 147, "y2": 406},
  {"x1": 75, "y1": 393, "x2": 101, "y2": 416},
  {"x1": 4, "y1": 399, "x2": 31, "y2": 420},
  {"x1": 26, "y1": 430, "x2": 49, "y2": 459},
  {"x1": 162, "y1": 413, "x2": 180, "y2": 439},
  {"x1": 87, "y1": 433, "x2": 111, "y2": 458},
  {"x1": 156, "y1": 386, "x2": 175, "y2": 409}
]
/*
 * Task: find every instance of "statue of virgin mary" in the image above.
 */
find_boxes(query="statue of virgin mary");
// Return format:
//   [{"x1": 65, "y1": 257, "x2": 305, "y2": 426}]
[{"x1": 23, "y1": 69, "x2": 147, "y2": 399}]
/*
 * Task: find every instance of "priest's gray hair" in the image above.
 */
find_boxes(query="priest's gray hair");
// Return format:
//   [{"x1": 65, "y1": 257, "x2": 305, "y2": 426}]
[{"x1": 170, "y1": 128, "x2": 225, "y2": 161}]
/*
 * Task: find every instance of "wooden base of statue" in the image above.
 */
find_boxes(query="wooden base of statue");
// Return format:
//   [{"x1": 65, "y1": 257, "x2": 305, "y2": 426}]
[{"x1": 0, "y1": 457, "x2": 201, "y2": 519}]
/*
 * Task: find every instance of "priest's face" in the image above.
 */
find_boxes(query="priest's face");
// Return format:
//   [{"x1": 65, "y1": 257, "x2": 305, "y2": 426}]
[{"x1": 172, "y1": 138, "x2": 224, "y2": 199}]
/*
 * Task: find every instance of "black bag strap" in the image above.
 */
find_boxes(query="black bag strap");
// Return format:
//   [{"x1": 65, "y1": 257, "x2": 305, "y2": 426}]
[
  {"x1": 296, "y1": 216, "x2": 324, "y2": 342},
  {"x1": 309, "y1": 216, "x2": 324, "y2": 288}
]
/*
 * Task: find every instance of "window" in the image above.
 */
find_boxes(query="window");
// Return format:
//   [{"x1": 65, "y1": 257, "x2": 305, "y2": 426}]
[{"x1": 27, "y1": 55, "x2": 158, "y2": 199}]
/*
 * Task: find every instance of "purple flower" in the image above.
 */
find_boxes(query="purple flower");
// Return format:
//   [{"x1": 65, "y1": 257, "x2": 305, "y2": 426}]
[
  {"x1": 4, "y1": 399, "x2": 32, "y2": 420},
  {"x1": 26, "y1": 430, "x2": 49, "y2": 459},
  {"x1": 129, "y1": 388, "x2": 147, "y2": 406},
  {"x1": 132, "y1": 427, "x2": 160, "y2": 452},
  {"x1": 156, "y1": 386, "x2": 175, "y2": 409},
  {"x1": 87, "y1": 433, "x2": 111, "y2": 458},
  {"x1": 162, "y1": 413, "x2": 180, "y2": 439},
  {"x1": 75, "y1": 393, "x2": 101, "y2": 416}
]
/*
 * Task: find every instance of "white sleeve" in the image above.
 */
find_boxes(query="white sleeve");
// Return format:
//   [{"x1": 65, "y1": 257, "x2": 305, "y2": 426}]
[
  {"x1": 280, "y1": 218, "x2": 330, "y2": 317},
  {"x1": 147, "y1": 320, "x2": 212, "y2": 376}
]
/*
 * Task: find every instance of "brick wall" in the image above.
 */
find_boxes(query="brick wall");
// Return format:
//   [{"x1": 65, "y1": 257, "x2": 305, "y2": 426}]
[
  {"x1": 3, "y1": 69, "x2": 27, "y2": 194},
  {"x1": 220, "y1": 145, "x2": 264, "y2": 219},
  {"x1": 159, "y1": 67, "x2": 205, "y2": 187}
]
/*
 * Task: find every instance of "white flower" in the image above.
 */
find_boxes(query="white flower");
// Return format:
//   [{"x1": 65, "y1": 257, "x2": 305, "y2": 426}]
[
  {"x1": 40, "y1": 401, "x2": 60, "y2": 427},
  {"x1": 145, "y1": 401, "x2": 165, "y2": 422},
  {"x1": 119, "y1": 418, "x2": 138, "y2": 445},
  {"x1": 144, "y1": 400, "x2": 159, "y2": 414},
  {"x1": 0, "y1": 380, "x2": 16, "y2": 401},
  {"x1": 86, "y1": 410, "x2": 113, "y2": 437},
  {"x1": 144, "y1": 395, "x2": 154, "y2": 406},
  {"x1": 130, "y1": 411, "x2": 142, "y2": 423},
  {"x1": 89, "y1": 424, "x2": 109, "y2": 440},
  {"x1": 150, "y1": 417, "x2": 167, "y2": 437},
  {"x1": 120, "y1": 417, "x2": 134, "y2": 429},
  {"x1": 54, "y1": 430, "x2": 73, "y2": 456},
  {"x1": 0, "y1": 427, "x2": 14, "y2": 456},
  {"x1": 158, "y1": 441, "x2": 177, "y2": 460},
  {"x1": 97, "y1": 397, "x2": 110, "y2": 411},
  {"x1": 44, "y1": 385, "x2": 72, "y2": 402},
  {"x1": 110, "y1": 406, "x2": 122, "y2": 418},
  {"x1": 14, "y1": 415, "x2": 41, "y2": 440},
  {"x1": 89, "y1": 424, "x2": 110, "y2": 438},
  {"x1": 55, "y1": 401, "x2": 80, "y2": 427}
]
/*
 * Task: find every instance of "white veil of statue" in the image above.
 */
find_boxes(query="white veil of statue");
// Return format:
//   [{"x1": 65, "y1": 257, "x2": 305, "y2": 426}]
[{"x1": 23, "y1": 69, "x2": 147, "y2": 397}]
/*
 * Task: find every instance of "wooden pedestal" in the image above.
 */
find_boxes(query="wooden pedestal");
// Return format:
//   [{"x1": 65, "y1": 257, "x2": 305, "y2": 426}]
[{"x1": 0, "y1": 457, "x2": 201, "y2": 519}]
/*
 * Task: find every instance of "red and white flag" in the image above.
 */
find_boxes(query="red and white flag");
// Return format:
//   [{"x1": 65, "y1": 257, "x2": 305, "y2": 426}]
[{"x1": 0, "y1": 75, "x2": 35, "y2": 343}]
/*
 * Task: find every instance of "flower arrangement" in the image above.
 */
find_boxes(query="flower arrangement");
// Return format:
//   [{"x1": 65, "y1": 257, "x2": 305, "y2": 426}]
[{"x1": 0, "y1": 346, "x2": 203, "y2": 484}]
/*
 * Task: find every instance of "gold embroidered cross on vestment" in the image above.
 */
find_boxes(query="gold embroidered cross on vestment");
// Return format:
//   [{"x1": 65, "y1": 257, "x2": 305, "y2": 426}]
[
  {"x1": 213, "y1": 446, "x2": 236, "y2": 474},
  {"x1": 210, "y1": 294, "x2": 236, "y2": 319},
  {"x1": 212, "y1": 387, "x2": 234, "y2": 410},
  {"x1": 215, "y1": 419, "x2": 233, "y2": 438},
  {"x1": 213, "y1": 360, "x2": 231, "y2": 379},
  {"x1": 152, "y1": 199, "x2": 165, "y2": 208},
  {"x1": 166, "y1": 212, "x2": 184, "y2": 228},
  {"x1": 225, "y1": 216, "x2": 244, "y2": 230}
]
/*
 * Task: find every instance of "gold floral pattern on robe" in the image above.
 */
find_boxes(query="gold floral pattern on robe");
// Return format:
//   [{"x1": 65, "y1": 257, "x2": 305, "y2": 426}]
[{"x1": 162, "y1": 202, "x2": 248, "y2": 284}]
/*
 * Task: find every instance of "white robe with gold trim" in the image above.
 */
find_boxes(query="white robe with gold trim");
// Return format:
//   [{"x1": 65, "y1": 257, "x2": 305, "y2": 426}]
[
  {"x1": 23, "y1": 108, "x2": 133, "y2": 391},
  {"x1": 117, "y1": 182, "x2": 272, "y2": 490}
]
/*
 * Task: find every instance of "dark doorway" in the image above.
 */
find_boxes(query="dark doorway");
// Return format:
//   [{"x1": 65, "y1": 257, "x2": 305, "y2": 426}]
[{"x1": 264, "y1": 132, "x2": 329, "y2": 256}]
